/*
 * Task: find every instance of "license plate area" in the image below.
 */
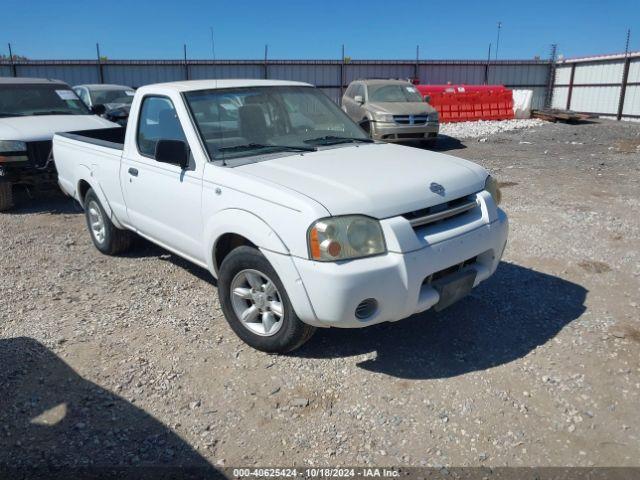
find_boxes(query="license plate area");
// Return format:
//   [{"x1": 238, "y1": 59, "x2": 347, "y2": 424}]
[{"x1": 432, "y1": 269, "x2": 477, "y2": 311}]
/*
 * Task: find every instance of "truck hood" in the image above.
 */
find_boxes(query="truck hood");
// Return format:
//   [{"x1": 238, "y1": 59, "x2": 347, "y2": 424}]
[
  {"x1": 0, "y1": 115, "x2": 117, "y2": 142},
  {"x1": 367, "y1": 102, "x2": 437, "y2": 116},
  {"x1": 237, "y1": 143, "x2": 487, "y2": 218}
]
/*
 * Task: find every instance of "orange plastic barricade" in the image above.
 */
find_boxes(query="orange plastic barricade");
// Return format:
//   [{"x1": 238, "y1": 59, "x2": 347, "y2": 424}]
[{"x1": 416, "y1": 85, "x2": 514, "y2": 123}]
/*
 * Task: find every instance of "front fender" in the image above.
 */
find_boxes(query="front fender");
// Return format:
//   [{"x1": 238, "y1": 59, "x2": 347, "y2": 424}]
[{"x1": 205, "y1": 208, "x2": 289, "y2": 277}]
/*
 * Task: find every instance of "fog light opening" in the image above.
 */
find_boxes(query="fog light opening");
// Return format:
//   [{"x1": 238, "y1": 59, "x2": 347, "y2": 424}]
[{"x1": 355, "y1": 298, "x2": 378, "y2": 320}]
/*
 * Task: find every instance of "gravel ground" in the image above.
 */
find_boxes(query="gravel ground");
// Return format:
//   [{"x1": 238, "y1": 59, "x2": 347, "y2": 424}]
[
  {"x1": 440, "y1": 118, "x2": 546, "y2": 139},
  {"x1": 1, "y1": 119, "x2": 639, "y2": 469}
]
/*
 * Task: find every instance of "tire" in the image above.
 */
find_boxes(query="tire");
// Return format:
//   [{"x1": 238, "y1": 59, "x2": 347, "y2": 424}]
[
  {"x1": 84, "y1": 188, "x2": 133, "y2": 255},
  {"x1": 218, "y1": 246, "x2": 316, "y2": 353},
  {"x1": 360, "y1": 119, "x2": 372, "y2": 137},
  {"x1": 0, "y1": 181, "x2": 14, "y2": 212}
]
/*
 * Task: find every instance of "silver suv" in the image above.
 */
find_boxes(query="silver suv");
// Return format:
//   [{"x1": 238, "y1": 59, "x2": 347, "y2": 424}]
[{"x1": 341, "y1": 79, "x2": 439, "y2": 145}]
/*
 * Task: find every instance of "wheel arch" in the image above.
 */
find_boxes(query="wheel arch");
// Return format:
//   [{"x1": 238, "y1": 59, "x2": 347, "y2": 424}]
[
  {"x1": 76, "y1": 175, "x2": 124, "y2": 229},
  {"x1": 77, "y1": 179, "x2": 92, "y2": 205},
  {"x1": 206, "y1": 209, "x2": 290, "y2": 277}
]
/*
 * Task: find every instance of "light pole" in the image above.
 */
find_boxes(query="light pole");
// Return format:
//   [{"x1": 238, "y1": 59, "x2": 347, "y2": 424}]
[{"x1": 495, "y1": 21, "x2": 502, "y2": 60}]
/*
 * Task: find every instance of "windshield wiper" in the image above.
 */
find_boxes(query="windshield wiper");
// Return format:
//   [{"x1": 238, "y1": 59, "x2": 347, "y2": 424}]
[
  {"x1": 217, "y1": 143, "x2": 317, "y2": 154},
  {"x1": 304, "y1": 135, "x2": 374, "y2": 146},
  {"x1": 31, "y1": 110, "x2": 75, "y2": 116},
  {"x1": 0, "y1": 112, "x2": 25, "y2": 117}
]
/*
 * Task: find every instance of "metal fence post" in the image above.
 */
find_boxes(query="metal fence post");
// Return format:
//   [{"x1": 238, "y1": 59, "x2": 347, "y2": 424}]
[
  {"x1": 566, "y1": 63, "x2": 576, "y2": 110},
  {"x1": 96, "y1": 43, "x2": 104, "y2": 84},
  {"x1": 264, "y1": 45, "x2": 268, "y2": 79},
  {"x1": 183, "y1": 44, "x2": 189, "y2": 80},
  {"x1": 484, "y1": 43, "x2": 491, "y2": 84},
  {"x1": 614, "y1": 29, "x2": 632, "y2": 120},
  {"x1": 8, "y1": 43, "x2": 17, "y2": 77},
  {"x1": 340, "y1": 45, "x2": 345, "y2": 98},
  {"x1": 617, "y1": 56, "x2": 631, "y2": 120},
  {"x1": 544, "y1": 44, "x2": 557, "y2": 109}
]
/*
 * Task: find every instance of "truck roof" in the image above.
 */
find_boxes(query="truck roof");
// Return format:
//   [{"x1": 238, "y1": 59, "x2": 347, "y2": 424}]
[
  {"x1": 353, "y1": 79, "x2": 414, "y2": 86},
  {"x1": 0, "y1": 77, "x2": 68, "y2": 85},
  {"x1": 74, "y1": 84, "x2": 133, "y2": 90},
  {"x1": 137, "y1": 79, "x2": 312, "y2": 94}
]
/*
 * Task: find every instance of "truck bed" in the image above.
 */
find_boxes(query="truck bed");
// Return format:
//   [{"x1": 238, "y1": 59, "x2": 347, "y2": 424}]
[
  {"x1": 53, "y1": 126, "x2": 126, "y2": 205},
  {"x1": 56, "y1": 127, "x2": 126, "y2": 151}
]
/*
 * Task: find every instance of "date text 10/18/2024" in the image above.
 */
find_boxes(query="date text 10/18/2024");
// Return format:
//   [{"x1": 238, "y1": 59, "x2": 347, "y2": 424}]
[{"x1": 232, "y1": 468, "x2": 401, "y2": 478}]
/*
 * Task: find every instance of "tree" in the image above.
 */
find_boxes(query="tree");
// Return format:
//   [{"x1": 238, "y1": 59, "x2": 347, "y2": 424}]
[{"x1": 0, "y1": 53, "x2": 29, "y2": 61}]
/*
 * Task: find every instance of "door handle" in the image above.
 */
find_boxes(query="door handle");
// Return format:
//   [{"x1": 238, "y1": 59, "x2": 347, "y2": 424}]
[{"x1": 128, "y1": 167, "x2": 139, "y2": 177}]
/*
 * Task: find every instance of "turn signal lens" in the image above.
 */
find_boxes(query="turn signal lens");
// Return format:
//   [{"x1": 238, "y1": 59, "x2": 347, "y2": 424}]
[
  {"x1": 0, "y1": 155, "x2": 29, "y2": 163},
  {"x1": 308, "y1": 215, "x2": 386, "y2": 261},
  {"x1": 309, "y1": 227, "x2": 321, "y2": 259}
]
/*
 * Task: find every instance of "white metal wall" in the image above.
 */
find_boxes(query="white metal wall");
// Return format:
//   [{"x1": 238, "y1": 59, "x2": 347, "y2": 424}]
[{"x1": 552, "y1": 54, "x2": 640, "y2": 119}]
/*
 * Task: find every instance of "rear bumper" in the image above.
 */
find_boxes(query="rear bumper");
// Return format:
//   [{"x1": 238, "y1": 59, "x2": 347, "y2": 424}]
[
  {"x1": 371, "y1": 121, "x2": 439, "y2": 142},
  {"x1": 266, "y1": 202, "x2": 508, "y2": 329}
]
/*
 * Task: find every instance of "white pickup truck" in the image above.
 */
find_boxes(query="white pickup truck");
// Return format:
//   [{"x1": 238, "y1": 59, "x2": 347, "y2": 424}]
[{"x1": 53, "y1": 79, "x2": 508, "y2": 353}]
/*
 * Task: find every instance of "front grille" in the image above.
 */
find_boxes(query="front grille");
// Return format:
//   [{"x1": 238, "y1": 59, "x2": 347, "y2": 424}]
[
  {"x1": 26, "y1": 140, "x2": 53, "y2": 168},
  {"x1": 403, "y1": 195, "x2": 478, "y2": 229},
  {"x1": 393, "y1": 114, "x2": 429, "y2": 125}
]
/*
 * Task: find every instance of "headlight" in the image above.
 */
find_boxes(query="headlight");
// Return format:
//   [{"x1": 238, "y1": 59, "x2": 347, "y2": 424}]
[
  {"x1": 429, "y1": 111, "x2": 439, "y2": 122},
  {"x1": 484, "y1": 175, "x2": 502, "y2": 205},
  {"x1": 373, "y1": 112, "x2": 394, "y2": 123},
  {"x1": 308, "y1": 215, "x2": 386, "y2": 261},
  {"x1": 0, "y1": 140, "x2": 28, "y2": 163},
  {"x1": 0, "y1": 140, "x2": 27, "y2": 152}
]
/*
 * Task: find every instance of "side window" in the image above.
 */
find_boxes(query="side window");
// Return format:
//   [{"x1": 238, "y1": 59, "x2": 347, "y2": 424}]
[
  {"x1": 75, "y1": 88, "x2": 90, "y2": 106},
  {"x1": 137, "y1": 96, "x2": 187, "y2": 158},
  {"x1": 344, "y1": 84, "x2": 354, "y2": 98},
  {"x1": 353, "y1": 84, "x2": 365, "y2": 101}
]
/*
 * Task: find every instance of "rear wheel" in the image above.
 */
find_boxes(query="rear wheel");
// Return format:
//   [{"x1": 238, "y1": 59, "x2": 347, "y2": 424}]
[
  {"x1": 0, "y1": 181, "x2": 14, "y2": 212},
  {"x1": 84, "y1": 188, "x2": 133, "y2": 255},
  {"x1": 218, "y1": 246, "x2": 316, "y2": 353}
]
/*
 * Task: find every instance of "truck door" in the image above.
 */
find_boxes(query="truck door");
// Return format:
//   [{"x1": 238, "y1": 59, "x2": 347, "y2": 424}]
[{"x1": 121, "y1": 95, "x2": 204, "y2": 262}]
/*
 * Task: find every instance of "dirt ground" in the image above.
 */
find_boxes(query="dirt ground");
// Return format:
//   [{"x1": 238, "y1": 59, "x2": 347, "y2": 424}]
[{"x1": 1, "y1": 119, "x2": 639, "y2": 469}]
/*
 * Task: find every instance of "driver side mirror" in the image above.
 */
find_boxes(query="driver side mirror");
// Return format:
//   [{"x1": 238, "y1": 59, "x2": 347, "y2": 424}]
[
  {"x1": 155, "y1": 139, "x2": 189, "y2": 169},
  {"x1": 91, "y1": 104, "x2": 106, "y2": 115},
  {"x1": 423, "y1": 95, "x2": 431, "y2": 103},
  {"x1": 354, "y1": 95, "x2": 364, "y2": 104}
]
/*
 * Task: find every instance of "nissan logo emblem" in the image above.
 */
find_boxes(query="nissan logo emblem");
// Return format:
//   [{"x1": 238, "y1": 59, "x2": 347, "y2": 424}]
[{"x1": 430, "y1": 182, "x2": 445, "y2": 196}]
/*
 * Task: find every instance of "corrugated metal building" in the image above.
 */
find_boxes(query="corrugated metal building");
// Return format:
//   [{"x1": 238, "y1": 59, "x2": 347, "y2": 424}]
[
  {"x1": 551, "y1": 51, "x2": 640, "y2": 120},
  {"x1": 0, "y1": 58, "x2": 551, "y2": 108}
]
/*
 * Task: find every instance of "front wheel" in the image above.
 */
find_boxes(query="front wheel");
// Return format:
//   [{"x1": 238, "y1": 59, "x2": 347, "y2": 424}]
[
  {"x1": 218, "y1": 246, "x2": 316, "y2": 353},
  {"x1": 0, "y1": 181, "x2": 14, "y2": 212},
  {"x1": 84, "y1": 188, "x2": 133, "y2": 255},
  {"x1": 360, "y1": 119, "x2": 372, "y2": 137}
]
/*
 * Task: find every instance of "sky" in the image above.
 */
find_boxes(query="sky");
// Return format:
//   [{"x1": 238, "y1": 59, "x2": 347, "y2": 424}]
[{"x1": 2, "y1": 0, "x2": 638, "y2": 61}]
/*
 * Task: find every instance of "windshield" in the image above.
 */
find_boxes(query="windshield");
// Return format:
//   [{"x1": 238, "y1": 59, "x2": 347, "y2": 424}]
[
  {"x1": 368, "y1": 84, "x2": 423, "y2": 103},
  {"x1": 91, "y1": 89, "x2": 135, "y2": 106},
  {"x1": 0, "y1": 84, "x2": 90, "y2": 117},
  {"x1": 184, "y1": 86, "x2": 370, "y2": 163}
]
